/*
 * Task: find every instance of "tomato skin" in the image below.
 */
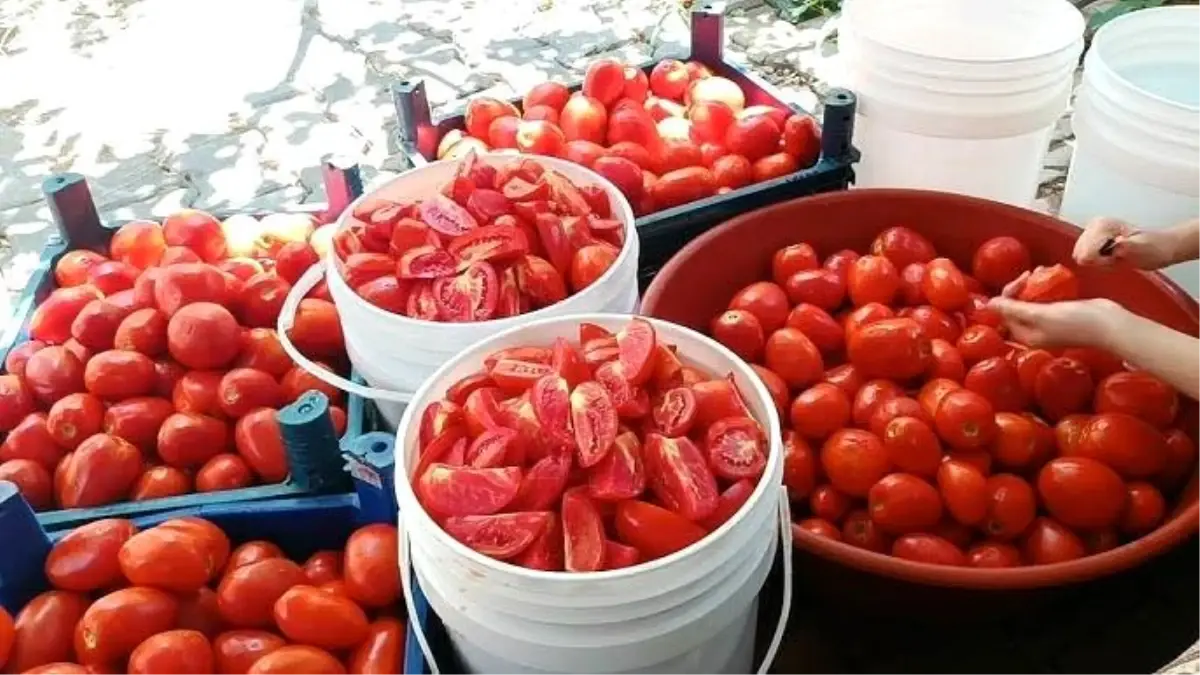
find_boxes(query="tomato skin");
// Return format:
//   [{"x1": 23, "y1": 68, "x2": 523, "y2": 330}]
[
  {"x1": 881, "y1": 416, "x2": 942, "y2": 478},
  {"x1": 217, "y1": 558, "x2": 307, "y2": 628},
  {"x1": 809, "y1": 484, "x2": 852, "y2": 523},
  {"x1": 937, "y1": 458, "x2": 988, "y2": 526},
  {"x1": 786, "y1": 303, "x2": 844, "y2": 355},
  {"x1": 963, "y1": 357, "x2": 1027, "y2": 413},
  {"x1": 131, "y1": 465, "x2": 192, "y2": 501},
  {"x1": 1034, "y1": 357, "x2": 1094, "y2": 421},
  {"x1": 349, "y1": 617, "x2": 406, "y2": 675},
  {"x1": 23, "y1": 346, "x2": 85, "y2": 406},
  {"x1": 1093, "y1": 371, "x2": 1178, "y2": 429},
  {"x1": 58, "y1": 433, "x2": 142, "y2": 508},
  {"x1": 847, "y1": 318, "x2": 930, "y2": 380},
  {"x1": 892, "y1": 534, "x2": 967, "y2": 566},
  {"x1": 119, "y1": 525, "x2": 217, "y2": 592},
  {"x1": 1016, "y1": 264, "x2": 1079, "y2": 303},
  {"x1": 710, "y1": 310, "x2": 765, "y2": 362},
  {"x1": 247, "y1": 645, "x2": 346, "y2": 674},
  {"x1": 972, "y1": 236, "x2": 1030, "y2": 291},
  {"x1": 782, "y1": 432, "x2": 818, "y2": 500},
  {"x1": 127, "y1": 629, "x2": 215, "y2": 674},
  {"x1": 966, "y1": 541, "x2": 1023, "y2": 568},
  {"x1": 867, "y1": 473, "x2": 943, "y2": 535},
  {"x1": 233, "y1": 408, "x2": 289, "y2": 483},
  {"x1": 841, "y1": 509, "x2": 890, "y2": 553},
  {"x1": 8, "y1": 591, "x2": 90, "y2": 673},
  {"x1": 614, "y1": 499, "x2": 708, "y2": 559},
  {"x1": 45, "y1": 518, "x2": 138, "y2": 592},
  {"x1": 933, "y1": 389, "x2": 997, "y2": 450},
  {"x1": 1036, "y1": 457, "x2": 1127, "y2": 530},
  {"x1": 343, "y1": 523, "x2": 400, "y2": 608},
  {"x1": 820, "y1": 429, "x2": 889, "y2": 498},
  {"x1": 790, "y1": 383, "x2": 851, "y2": 441},
  {"x1": 956, "y1": 324, "x2": 1008, "y2": 365},
  {"x1": 981, "y1": 473, "x2": 1037, "y2": 540},
  {"x1": 921, "y1": 258, "x2": 970, "y2": 312},
  {"x1": 102, "y1": 396, "x2": 174, "y2": 452},
  {"x1": 168, "y1": 303, "x2": 242, "y2": 370},
  {"x1": 1073, "y1": 412, "x2": 1168, "y2": 479},
  {"x1": 196, "y1": 453, "x2": 255, "y2": 492},
  {"x1": 728, "y1": 281, "x2": 790, "y2": 334},
  {"x1": 750, "y1": 365, "x2": 789, "y2": 417},
  {"x1": 1022, "y1": 517, "x2": 1086, "y2": 565},
  {"x1": 794, "y1": 518, "x2": 842, "y2": 541},
  {"x1": 784, "y1": 269, "x2": 846, "y2": 311},
  {"x1": 764, "y1": 328, "x2": 824, "y2": 388},
  {"x1": 772, "y1": 243, "x2": 819, "y2": 286},
  {"x1": 158, "y1": 413, "x2": 229, "y2": 470},
  {"x1": 273, "y1": 585, "x2": 369, "y2": 650},
  {"x1": 213, "y1": 630, "x2": 287, "y2": 674},
  {"x1": 851, "y1": 379, "x2": 903, "y2": 427},
  {"x1": 74, "y1": 586, "x2": 180, "y2": 666},
  {"x1": 1, "y1": 413, "x2": 63, "y2": 471},
  {"x1": 300, "y1": 550, "x2": 342, "y2": 585},
  {"x1": 83, "y1": 349, "x2": 156, "y2": 400},
  {"x1": 847, "y1": 255, "x2": 899, "y2": 307},
  {"x1": 1120, "y1": 481, "x2": 1167, "y2": 536}
]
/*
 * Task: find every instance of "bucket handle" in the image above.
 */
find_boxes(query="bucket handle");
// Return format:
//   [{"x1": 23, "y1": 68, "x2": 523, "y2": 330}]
[
  {"x1": 276, "y1": 263, "x2": 416, "y2": 404},
  {"x1": 397, "y1": 487, "x2": 794, "y2": 675}
]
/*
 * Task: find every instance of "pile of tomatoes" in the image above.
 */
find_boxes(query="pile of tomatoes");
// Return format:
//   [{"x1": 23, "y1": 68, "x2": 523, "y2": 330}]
[
  {"x1": 412, "y1": 318, "x2": 770, "y2": 571},
  {"x1": 706, "y1": 227, "x2": 1196, "y2": 567},
  {"x1": 437, "y1": 57, "x2": 822, "y2": 216},
  {"x1": 0, "y1": 517, "x2": 402, "y2": 674},
  {"x1": 336, "y1": 154, "x2": 625, "y2": 323},
  {"x1": 0, "y1": 209, "x2": 350, "y2": 512}
]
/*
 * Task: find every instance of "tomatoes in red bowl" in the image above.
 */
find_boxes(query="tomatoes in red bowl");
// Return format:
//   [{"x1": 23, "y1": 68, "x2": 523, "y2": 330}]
[{"x1": 642, "y1": 188, "x2": 1198, "y2": 591}]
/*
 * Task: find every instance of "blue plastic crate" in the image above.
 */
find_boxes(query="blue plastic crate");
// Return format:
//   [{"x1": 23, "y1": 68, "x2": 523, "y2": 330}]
[
  {"x1": 1, "y1": 431, "x2": 415, "y2": 671},
  {"x1": 0, "y1": 161, "x2": 372, "y2": 531}
]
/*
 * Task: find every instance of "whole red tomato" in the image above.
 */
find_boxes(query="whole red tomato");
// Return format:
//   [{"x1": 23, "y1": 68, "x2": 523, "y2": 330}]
[
  {"x1": 1036, "y1": 457, "x2": 1127, "y2": 530},
  {"x1": 247, "y1": 645, "x2": 346, "y2": 674},
  {"x1": 74, "y1": 586, "x2": 179, "y2": 666},
  {"x1": 1022, "y1": 517, "x2": 1086, "y2": 564},
  {"x1": 782, "y1": 431, "x2": 817, "y2": 500},
  {"x1": 891, "y1": 533, "x2": 967, "y2": 566},
  {"x1": 273, "y1": 585, "x2": 369, "y2": 650},
  {"x1": 58, "y1": 433, "x2": 142, "y2": 508},
  {"x1": 8, "y1": 591, "x2": 91, "y2": 673},
  {"x1": 217, "y1": 556, "x2": 306, "y2": 629},
  {"x1": 213, "y1": 630, "x2": 287, "y2": 674},
  {"x1": 847, "y1": 318, "x2": 930, "y2": 381},
  {"x1": 343, "y1": 524, "x2": 400, "y2": 608},
  {"x1": 1073, "y1": 412, "x2": 1168, "y2": 479},
  {"x1": 867, "y1": 473, "x2": 943, "y2": 535},
  {"x1": 764, "y1": 328, "x2": 824, "y2": 388},
  {"x1": 820, "y1": 429, "x2": 889, "y2": 498},
  {"x1": 234, "y1": 408, "x2": 289, "y2": 483},
  {"x1": 1093, "y1": 371, "x2": 1179, "y2": 429},
  {"x1": 45, "y1": 518, "x2": 138, "y2": 592},
  {"x1": 119, "y1": 525, "x2": 216, "y2": 592},
  {"x1": 349, "y1": 617, "x2": 406, "y2": 674},
  {"x1": 127, "y1": 629, "x2": 215, "y2": 674}
]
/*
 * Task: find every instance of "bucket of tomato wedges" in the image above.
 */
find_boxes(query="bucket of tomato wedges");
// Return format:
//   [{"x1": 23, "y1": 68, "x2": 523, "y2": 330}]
[
  {"x1": 277, "y1": 152, "x2": 640, "y2": 428},
  {"x1": 393, "y1": 314, "x2": 791, "y2": 674}
]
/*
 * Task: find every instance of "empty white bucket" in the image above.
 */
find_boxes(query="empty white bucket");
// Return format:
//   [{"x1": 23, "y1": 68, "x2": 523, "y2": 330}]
[
  {"x1": 277, "y1": 154, "x2": 642, "y2": 427},
  {"x1": 393, "y1": 313, "x2": 792, "y2": 674},
  {"x1": 830, "y1": 0, "x2": 1084, "y2": 206},
  {"x1": 1059, "y1": 6, "x2": 1200, "y2": 297}
]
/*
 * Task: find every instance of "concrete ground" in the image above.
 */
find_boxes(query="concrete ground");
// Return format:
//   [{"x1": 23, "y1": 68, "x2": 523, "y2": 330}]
[{"x1": 0, "y1": 3, "x2": 1196, "y2": 671}]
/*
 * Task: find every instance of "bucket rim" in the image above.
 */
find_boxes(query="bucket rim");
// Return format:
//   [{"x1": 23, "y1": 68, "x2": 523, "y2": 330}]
[
  {"x1": 328, "y1": 152, "x2": 641, "y2": 331},
  {"x1": 1087, "y1": 5, "x2": 1200, "y2": 115},
  {"x1": 842, "y1": 0, "x2": 1085, "y2": 66},
  {"x1": 393, "y1": 312, "x2": 786, "y2": 583}
]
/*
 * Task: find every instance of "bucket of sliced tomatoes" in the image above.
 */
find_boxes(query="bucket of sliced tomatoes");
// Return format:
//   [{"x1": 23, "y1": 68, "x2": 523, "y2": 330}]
[
  {"x1": 277, "y1": 152, "x2": 640, "y2": 429},
  {"x1": 391, "y1": 313, "x2": 788, "y2": 674}
]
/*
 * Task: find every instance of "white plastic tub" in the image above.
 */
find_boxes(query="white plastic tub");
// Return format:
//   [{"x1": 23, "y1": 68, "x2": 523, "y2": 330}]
[
  {"x1": 277, "y1": 154, "x2": 641, "y2": 427},
  {"x1": 1059, "y1": 6, "x2": 1200, "y2": 297},
  {"x1": 831, "y1": 0, "x2": 1084, "y2": 206},
  {"x1": 393, "y1": 314, "x2": 792, "y2": 674}
]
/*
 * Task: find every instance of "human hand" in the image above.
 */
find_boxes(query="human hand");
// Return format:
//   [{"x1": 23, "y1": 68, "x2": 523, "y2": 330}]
[
  {"x1": 1072, "y1": 217, "x2": 1176, "y2": 270},
  {"x1": 988, "y1": 296, "x2": 1123, "y2": 350}
]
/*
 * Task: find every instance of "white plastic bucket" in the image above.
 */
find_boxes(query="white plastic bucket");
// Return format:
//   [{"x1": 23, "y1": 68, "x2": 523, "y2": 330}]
[
  {"x1": 1059, "y1": 6, "x2": 1200, "y2": 297},
  {"x1": 826, "y1": 0, "x2": 1084, "y2": 206},
  {"x1": 277, "y1": 154, "x2": 642, "y2": 427},
  {"x1": 393, "y1": 313, "x2": 793, "y2": 674}
]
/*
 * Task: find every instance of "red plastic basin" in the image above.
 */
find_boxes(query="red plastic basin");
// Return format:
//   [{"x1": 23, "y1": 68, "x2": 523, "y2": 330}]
[{"x1": 642, "y1": 188, "x2": 1199, "y2": 592}]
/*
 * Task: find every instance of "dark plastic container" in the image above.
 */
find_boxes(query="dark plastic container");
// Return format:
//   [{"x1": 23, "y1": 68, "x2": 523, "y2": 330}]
[
  {"x1": 0, "y1": 161, "x2": 368, "y2": 531},
  {"x1": 641, "y1": 188, "x2": 1199, "y2": 590},
  {"x1": 390, "y1": 6, "x2": 860, "y2": 287}
]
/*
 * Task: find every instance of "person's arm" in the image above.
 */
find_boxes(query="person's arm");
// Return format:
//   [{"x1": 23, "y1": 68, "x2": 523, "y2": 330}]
[
  {"x1": 1158, "y1": 217, "x2": 1200, "y2": 266},
  {"x1": 1101, "y1": 308, "x2": 1200, "y2": 402}
]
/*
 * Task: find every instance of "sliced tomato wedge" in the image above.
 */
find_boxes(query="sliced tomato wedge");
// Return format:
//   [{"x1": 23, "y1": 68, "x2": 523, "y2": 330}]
[
  {"x1": 443, "y1": 511, "x2": 551, "y2": 559},
  {"x1": 570, "y1": 381, "x2": 619, "y2": 467},
  {"x1": 533, "y1": 214, "x2": 574, "y2": 277},
  {"x1": 561, "y1": 487, "x2": 605, "y2": 572},
  {"x1": 447, "y1": 224, "x2": 530, "y2": 267},
  {"x1": 587, "y1": 429, "x2": 645, "y2": 501},
  {"x1": 514, "y1": 513, "x2": 564, "y2": 571},
  {"x1": 419, "y1": 400, "x2": 465, "y2": 448},
  {"x1": 652, "y1": 387, "x2": 697, "y2": 436},
  {"x1": 699, "y1": 479, "x2": 756, "y2": 531},
  {"x1": 579, "y1": 322, "x2": 614, "y2": 344},
  {"x1": 603, "y1": 540, "x2": 641, "y2": 570},
  {"x1": 416, "y1": 463, "x2": 521, "y2": 517},
  {"x1": 543, "y1": 170, "x2": 592, "y2": 216},
  {"x1": 432, "y1": 261, "x2": 499, "y2": 322},
  {"x1": 509, "y1": 448, "x2": 572, "y2": 511},
  {"x1": 644, "y1": 434, "x2": 719, "y2": 521},
  {"x1": 465, "y1": 428, "x2": 518, "y2": 468},
  {"x1": 397, "y1": 245, "x2": 456, "y2": 280},
  {"x1": 616, "y1": 318, "x2": 657, "y2": 386},
  {"x1": 489, "y1": 359, "x2": 553, "y2": 394},
  {"x1": 530, "y1": 375, "x2": 573, "y2": 446},
  {"x1": 551, "y1": 337, "x2": 590, "y2": 388},
  {"x1": 419, "y1": 194, "x2": 479, "y2": 235}
]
